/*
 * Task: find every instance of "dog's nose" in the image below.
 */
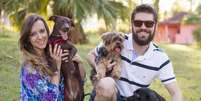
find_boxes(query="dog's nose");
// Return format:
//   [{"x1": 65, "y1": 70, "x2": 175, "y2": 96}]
[{"x1": 64, "y1": 23, "x2": 70, "y2": 28}]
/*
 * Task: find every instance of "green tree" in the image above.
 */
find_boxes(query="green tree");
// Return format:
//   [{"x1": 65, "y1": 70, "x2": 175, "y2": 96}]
[
  {"x1": 185, "y1": 4, "x2": 201, "y2": 48},
  {"x1": 1, "y1": 0, "x2": 128, "y2": 44},
  {"x1": 154, "y1": 0, "x2": 159, "y2": 14},
  {"x1": 1, "y1": 0, "x2": 49, "y2": 28},
  {"x1": 171, "y1": 1, "x2": 183, "y2": 15},
  {"x1": 51, "y1": 0, "x2": 128, "y2": 43},
  {"x1": 193, "y1": 27, "x2": 201, "y2": 48}
]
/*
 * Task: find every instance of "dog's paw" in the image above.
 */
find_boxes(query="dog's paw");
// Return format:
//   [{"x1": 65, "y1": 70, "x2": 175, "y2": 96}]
[
  {"x1": 111, "y1": 70, "x2": 121, "y2": 80},
  {"x1": 112, "y1": 74, "x2": 120, "y2": 80}
]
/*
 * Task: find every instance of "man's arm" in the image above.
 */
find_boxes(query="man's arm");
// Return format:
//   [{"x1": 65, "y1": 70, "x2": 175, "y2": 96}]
[
  {"x1": 72, "y1": 53, "x2": 86, "y2": 80},
  {"x1": 87, "y1": 48, "x2": 97, "y2": 69},
  {"x1": 165, "y1": 81, "x2": 182, "y2": 101}
]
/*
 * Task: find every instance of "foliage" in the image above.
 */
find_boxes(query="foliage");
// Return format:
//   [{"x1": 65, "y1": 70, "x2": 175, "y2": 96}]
[
  {"x1": 51, "y1": 0, "x2": 129, "y2": 29},
  {"x1": 185, "y1": 3, "x2": 201, "y2": 24},
  {"x1": 1, "y1": 0, "x2": 49, "y2": 28},
  {"x1": 185, "y1": 15, "x2": 201, "y2": 24},
  {"x1": 1, "y1": 0, "x2": 129, "y2": 43},
  {"x1": 184, "y1": 3, "x2": 201, "y2": 48},
  {"x1": 1, "y1": 0, "x2": 129, "y2": 30},
  {"x1": 193, "y1": 26, "x2": 201, "y2": 48},
  {"x1": 153, "y1": 0, "x2": 159, "y2": 14}
]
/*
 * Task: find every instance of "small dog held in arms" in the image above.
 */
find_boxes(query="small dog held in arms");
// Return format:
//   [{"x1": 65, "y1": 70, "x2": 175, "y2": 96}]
[
  {"x1": 91, "y1": 32, "x2": 124, "y2": 84},
  {"x1": 126, "y1": 88, "x2": 166, "y2": 101},
  {"x1": 48, "y1": 15, "x2": 84, "y2": 101}
]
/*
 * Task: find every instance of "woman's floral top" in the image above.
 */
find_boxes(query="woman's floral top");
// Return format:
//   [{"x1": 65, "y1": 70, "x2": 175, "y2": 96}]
[{"x1": 20, "y1": 63, "x2": 64, "y2": 101}]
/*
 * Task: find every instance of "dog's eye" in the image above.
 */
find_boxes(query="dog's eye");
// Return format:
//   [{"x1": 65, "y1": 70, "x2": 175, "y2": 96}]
[
  {"x1": 119, "y1": 38, "x2": 123, "y2": 42},
  {"x1": 61, "y1": 28, "x2": 69, "y2": 33},
  {"x1": 113, "y1": 37, "x2": 122, "y2": 42},
  {"x1": 113, "y1": 37, "x2": 118, "y2": 41},
  {"x1": 105, "y1": 41, "x2": 110, "y2": 45}
]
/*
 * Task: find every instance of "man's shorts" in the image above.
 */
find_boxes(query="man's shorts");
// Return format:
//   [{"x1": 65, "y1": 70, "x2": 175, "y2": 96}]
[{"x1": 89, "y1": 89, "x2": 125, "y2": 101}]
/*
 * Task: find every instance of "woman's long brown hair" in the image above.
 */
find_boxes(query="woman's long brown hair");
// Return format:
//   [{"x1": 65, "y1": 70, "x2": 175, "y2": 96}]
[{"x1": 19, "y1": 14, "x2": 54, "y2": 76}]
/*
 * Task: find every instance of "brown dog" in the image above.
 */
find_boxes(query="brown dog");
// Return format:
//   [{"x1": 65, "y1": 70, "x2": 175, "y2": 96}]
[
  {"x1": 48, "y1": 15, "x2": 84, "y2": 101},
  {"x1": 92, "y1": 32, "x2": 124, "y2": 84},
  {"x1": 126, "y1": 88, "x2": 166, "y2": 101}
]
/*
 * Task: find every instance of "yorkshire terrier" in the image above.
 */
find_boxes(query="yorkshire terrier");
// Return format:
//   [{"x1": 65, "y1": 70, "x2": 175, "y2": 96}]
[{"x1": 93, "y1": 32, "x2": 124, "y2": 83}]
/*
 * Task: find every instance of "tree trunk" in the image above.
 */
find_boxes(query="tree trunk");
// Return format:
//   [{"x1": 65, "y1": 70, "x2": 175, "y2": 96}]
[
  {"x1": 68, "y1": 23, "x2": 88, "y2": 44},
  {"x1": 154, "y1": 0, "x2": 160, "y2": 14}
]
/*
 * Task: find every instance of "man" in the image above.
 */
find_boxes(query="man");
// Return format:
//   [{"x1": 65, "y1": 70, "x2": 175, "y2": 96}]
[{"x1": 87, "y1": 4, "x2": 182, "y2": 101}]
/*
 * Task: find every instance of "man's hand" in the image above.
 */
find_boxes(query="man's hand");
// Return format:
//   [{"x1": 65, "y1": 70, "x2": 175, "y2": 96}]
[
  {"x1": 72, "y1": 53, "x2": 83, "y2": 63},
  {"x1": 106, "y1": 60, "x2": 116, "y2": 72}
]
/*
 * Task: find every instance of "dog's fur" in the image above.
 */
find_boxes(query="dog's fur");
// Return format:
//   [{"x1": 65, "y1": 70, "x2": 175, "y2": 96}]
[
  {"x1": 91, "y1": 32, "x2": 124, "y2": 84},
  {"x1": 48, "y1": 15, "x2": 84, "y2": 101},
  {"x1": 126, "y1": 88, "x2": 166, "y2": 101}
]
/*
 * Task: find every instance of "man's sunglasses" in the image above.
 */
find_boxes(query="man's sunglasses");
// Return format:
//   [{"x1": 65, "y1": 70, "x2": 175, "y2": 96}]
[{"x1": 133, "y1": 20, "x2": 155, "y2": 28}]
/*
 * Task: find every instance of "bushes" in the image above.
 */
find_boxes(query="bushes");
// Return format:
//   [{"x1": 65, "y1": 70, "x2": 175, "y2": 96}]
[{"x1": 193, "y1": 26, "x2": 201, "y2": 48}]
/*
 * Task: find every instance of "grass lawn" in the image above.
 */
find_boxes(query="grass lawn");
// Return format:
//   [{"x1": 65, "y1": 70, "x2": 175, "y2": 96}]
[{"x1": 0, "y1": 31, "x2": 201, "y2": 101}]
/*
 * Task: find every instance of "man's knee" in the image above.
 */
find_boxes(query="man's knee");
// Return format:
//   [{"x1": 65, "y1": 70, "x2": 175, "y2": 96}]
[{"x1": 94, "y1": 77, "x2": 117, "y2": 101}]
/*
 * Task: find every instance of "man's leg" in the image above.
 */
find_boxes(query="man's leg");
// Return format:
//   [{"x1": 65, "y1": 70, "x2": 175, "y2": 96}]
[{"x1": 94, "y1": 77, "x2": 117, "y2": 101}]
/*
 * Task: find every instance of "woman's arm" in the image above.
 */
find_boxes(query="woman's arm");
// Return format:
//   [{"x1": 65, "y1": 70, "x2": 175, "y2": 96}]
[{"x1": 87, "y1": 48, "x2": 97, "y2": 69}]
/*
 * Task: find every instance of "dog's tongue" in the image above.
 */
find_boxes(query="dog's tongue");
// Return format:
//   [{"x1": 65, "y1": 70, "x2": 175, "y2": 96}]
[{"x1": 115, "y1": 48, "x2": 121, "y2": 53}]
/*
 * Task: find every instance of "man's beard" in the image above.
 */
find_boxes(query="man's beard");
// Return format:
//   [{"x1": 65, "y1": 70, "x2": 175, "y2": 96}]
[{"x1": 132, "y1": 28, "x2": 155, "y2": 46}]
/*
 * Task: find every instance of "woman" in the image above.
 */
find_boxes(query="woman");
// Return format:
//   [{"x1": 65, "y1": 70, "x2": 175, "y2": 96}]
[{"x1": 19, "y1": 14, "x2": 85, "y2": 101}]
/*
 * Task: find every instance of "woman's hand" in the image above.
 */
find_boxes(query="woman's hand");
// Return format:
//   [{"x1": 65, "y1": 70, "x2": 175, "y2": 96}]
[
  {"x1": 61, "y1": 50, "x2": 69, "y2": 62},
  {"x1": 49, "y1": 44, "x2": 62, "y2": 71},
  {"x1": 49, "y1": 44, "x2": 63, "y2": 85}
]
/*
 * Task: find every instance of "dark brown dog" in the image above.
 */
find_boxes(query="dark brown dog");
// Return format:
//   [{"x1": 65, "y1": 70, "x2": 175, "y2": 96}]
[
  {"x1": 48, "y1": 15, "x2": 84, "y2": 101},
  {"x1": 126, "y1": 88, "x2": 166, "y2": 101}
]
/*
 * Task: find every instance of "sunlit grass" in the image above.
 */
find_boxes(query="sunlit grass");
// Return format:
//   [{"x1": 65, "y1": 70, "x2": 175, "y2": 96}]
[
  {"x1": 150, "y1": 43, "x2": 201, "y2": 101},
  {"x1": 0, "y1": 32, "x2": 20, "y2": 101}
]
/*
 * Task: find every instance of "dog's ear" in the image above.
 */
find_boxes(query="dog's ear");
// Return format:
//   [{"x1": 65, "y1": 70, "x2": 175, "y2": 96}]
[
  {"x1": 98, "y1": 47, "x2": 108, "y2": 57},
  {"x1": 101, "y1": 32, "x2": 110, "y2": 45},
  {"x1": 49, "y1": 15, "x2": 58, "y2": 22},
  {"x1": 70, "y1": 19, "x2": 75, "y2": 27},
  {"x1": 156, "y1": 93, "x2": 166, "y2": 101},
  {"x1": 152, "y1": 90, "x2": 166, "y2": 101},
  {"x1": 101, "y1": 32, "x2": 109, "y2": 42},
  {"x1": 159, "y1": 96, "x2": 166, "y2": 101},
  {"x1": 119, "y1": 32, "x2": 124, "y2": 39}
]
